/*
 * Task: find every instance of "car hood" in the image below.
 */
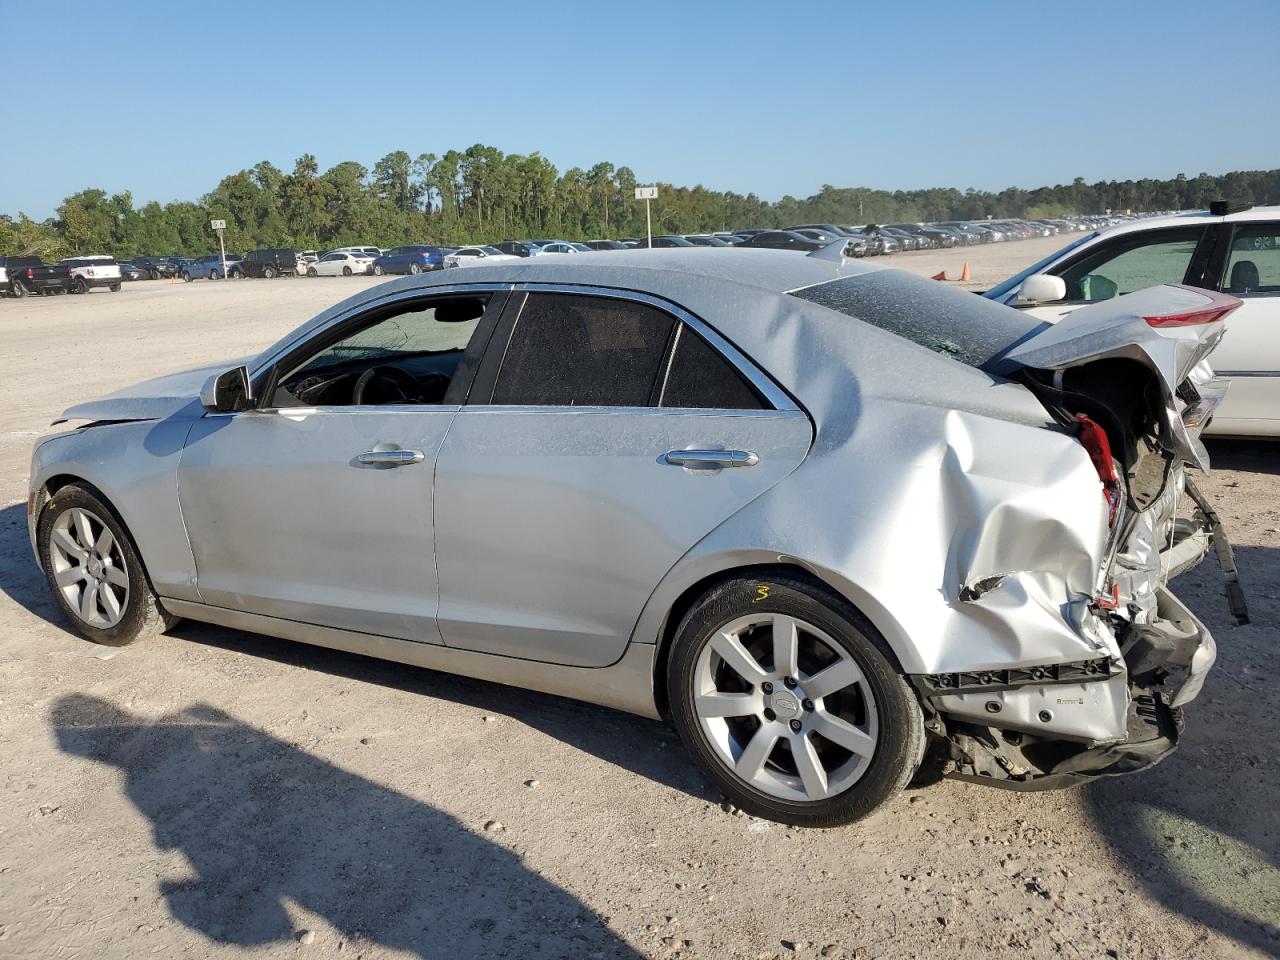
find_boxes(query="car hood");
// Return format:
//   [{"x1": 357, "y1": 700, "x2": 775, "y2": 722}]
[{"x1": 55, "y1": 356, "x2": 252, "y2": 424}]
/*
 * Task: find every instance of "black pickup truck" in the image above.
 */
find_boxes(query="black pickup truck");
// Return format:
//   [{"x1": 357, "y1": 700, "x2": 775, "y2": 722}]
[{"x1": 1, "y1": 256, "x2": 73, "y2": 297}]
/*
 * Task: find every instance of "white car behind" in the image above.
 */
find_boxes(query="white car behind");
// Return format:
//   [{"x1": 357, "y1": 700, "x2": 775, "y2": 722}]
[
  {"x1": 306, "y1": 252, "x2": 375, "y2": 277},
  {"x1": 985, "y1": 202, "x2": 1280, "y2": 437},
  {"x1": 444, "y1": 246, "x2": 520, "y2": 268}
]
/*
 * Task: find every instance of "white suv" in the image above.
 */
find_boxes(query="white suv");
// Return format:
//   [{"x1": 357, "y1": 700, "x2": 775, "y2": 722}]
[
  {"x1": 60, "y1": 255, "x2": 122, "y2": 294},
  {"x1": 986, "y1": 203, "x2": 1280, "y2": 437}
]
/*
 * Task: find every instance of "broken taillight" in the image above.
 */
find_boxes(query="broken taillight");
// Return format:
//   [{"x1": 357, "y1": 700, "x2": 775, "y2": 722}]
[
  {"x1": 1143, "y1": 289, "x2": 1241, "y2": 328},
  {"x1": 1076, "y1": 414, "x2": 1121, "y2": 526}
]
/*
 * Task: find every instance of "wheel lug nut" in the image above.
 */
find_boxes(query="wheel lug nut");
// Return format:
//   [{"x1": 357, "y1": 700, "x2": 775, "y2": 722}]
[
  {"x1": 783, "y1": 676, "x2": 797, "y2": 689},
  {"x1": 789, "y1": 719, "x2": 802, "y2": 732},
  {"x1": 761, "y1": 682, "x2": 773, "y2": 694},
  {"x1": 802, "y1": 699, "x2": 814, "y2": 711}
]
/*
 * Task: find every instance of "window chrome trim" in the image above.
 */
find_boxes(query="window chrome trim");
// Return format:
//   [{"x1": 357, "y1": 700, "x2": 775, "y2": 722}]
[{"x1": 508, "y1": 281, "x2": 801, "y2": 413}]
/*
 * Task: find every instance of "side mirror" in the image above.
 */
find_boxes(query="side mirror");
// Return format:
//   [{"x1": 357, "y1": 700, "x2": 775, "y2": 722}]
[
  {"x1": 200, "y1": 365, "x2": 252, "y2": 413},
  {"x1": 1017, "y1": 273, "x2": 1067, "y2": 305}
]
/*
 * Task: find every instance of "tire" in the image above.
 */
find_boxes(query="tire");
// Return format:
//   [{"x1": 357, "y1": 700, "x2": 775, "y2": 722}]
[
  {"x1": 307, "y1": 267, "x2": 317, "y2": 278},
  {"x1": 209, "y1": 270, "x2": 218, "y2": 281},
  {"x1": 11, "y1": 279, "x2": 27, "y2": 298},
  {"x1": 342, "y1": 266, "x2": 352, "y2": 276},
  {"x1": 666, "y1": 573, "x2": 924, "y2": 827},
  {"x1": 409, "y1": 262, "x2": 421, "y2": 275},
  {"x1": 230, "y1": 268, "x2": 242, "y2": 279},
  {"x1": 263, "y1": 266, "x2": 276, "y2": 279},
  {"x1": 148, "y1": 270, "x2": 159, "y2": 281},
  {"x1": 72, "y1": 277, "x2": 89, "y2": 295},
  {"x1": 37, "y1": 484, "x2": 179, "y2": 647},
  {"x1": 109, "y1": 283, "x2": 120, "y2": 292},
  {"x1": 373, "y1": 264, "x2": 384, "y2": 276},
  {"x1": 182, "y1": 271, "x2": 192, "y2": 283}
]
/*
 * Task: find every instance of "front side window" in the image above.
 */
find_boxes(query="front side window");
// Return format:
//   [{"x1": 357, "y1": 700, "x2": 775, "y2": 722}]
[
  {"x1": 272, "y1": 297, "x2": 490, "y2": 407},
  {"x1": 1222, "y1": 223, "x2": 1280, "y2": 295},
  {"x1": 1055, "y1": 227, "x2": 1204, "y2": 302},
  {"x1": 491, "y1": 294, "x2": 675, "y2": 406}
]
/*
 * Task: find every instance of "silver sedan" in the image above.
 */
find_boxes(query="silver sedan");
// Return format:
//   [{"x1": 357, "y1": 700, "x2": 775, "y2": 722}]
[{"x1": 27, "y1": 246, "x2": 1243, "y2": 825}]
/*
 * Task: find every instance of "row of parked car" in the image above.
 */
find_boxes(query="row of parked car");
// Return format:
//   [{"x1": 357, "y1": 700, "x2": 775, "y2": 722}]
[{"x1": 0, "y1": 216, "x2": 1120, "y2": 297}]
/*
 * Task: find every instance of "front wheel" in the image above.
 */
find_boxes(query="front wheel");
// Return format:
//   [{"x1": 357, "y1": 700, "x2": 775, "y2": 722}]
[
  {"x1": 182, "y1": 271, "x2": 192, "y2": 283},
  {"x1": 209, "y1": 270, "x2": 218, "y2": 281},
  {"x1": 307, "y1": 267, "x2": 317, "y2": 278},
  {"x1": 373, "y1": 264, "x2": 384, "y2": 276},
  {"x1": 109, "y1": 282, "x2": 120, "y2": 292},
  {"x1": 263, "y1": 266, "x2": 276, "y2": 279},
  {"x1": 229, "y1": 268, "x2": 242, "y2": 279},
  {"x1": 37, "y1": 485, "x2": 178, "y2": 646},
  {"x1": 667, "y1": 574, "x2": 924, "y2": 827}
]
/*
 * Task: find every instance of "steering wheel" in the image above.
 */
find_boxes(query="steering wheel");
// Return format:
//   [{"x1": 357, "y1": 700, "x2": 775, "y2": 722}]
[{"x1": 352, "y1": 364, "x2": 427, "y2": 405}]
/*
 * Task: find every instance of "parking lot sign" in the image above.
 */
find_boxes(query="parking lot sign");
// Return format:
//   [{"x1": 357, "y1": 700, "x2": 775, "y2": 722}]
[
  {"x1": 210, "y1": 219, "x2": 227, "y2": 231},
  {"x1": 635, "y1": 187, "x2": 658, "y2": 247}
]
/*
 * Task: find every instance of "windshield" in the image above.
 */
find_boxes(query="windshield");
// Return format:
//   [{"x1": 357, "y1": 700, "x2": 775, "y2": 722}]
[
  {"x1": 789, "y1": 271, "x2": 1042, "y2": 373},
  {"x1": 982, "y1": 231, "x2": 1097, "y2": 300}
]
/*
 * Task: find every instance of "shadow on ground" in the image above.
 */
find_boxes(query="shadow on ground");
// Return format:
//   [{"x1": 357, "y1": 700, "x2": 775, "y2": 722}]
[{"x1": 51, "y1": 694, "x2": 645, "y2": 958}]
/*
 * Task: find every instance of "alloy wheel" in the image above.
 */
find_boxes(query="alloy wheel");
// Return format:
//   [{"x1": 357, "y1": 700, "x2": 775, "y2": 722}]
[
  {"x1": 693, "y1": 613, "x2": 878, "y2": 802},
  {"x1": 48, "y1": 507, "x2": 130, "y2": 628}
]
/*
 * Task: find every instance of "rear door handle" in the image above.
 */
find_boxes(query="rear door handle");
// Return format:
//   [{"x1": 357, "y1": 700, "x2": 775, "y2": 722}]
[
  {"x1": 663, "y1": 449, "x2": 759, "y2": 468},
  {"x1": 356, "y1": 449, "x2": 425, "y2": 467}
]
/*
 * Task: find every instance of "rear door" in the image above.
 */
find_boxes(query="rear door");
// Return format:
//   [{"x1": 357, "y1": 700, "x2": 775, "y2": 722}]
[
  {"x1": 1206, "y1": 220, "x2": 1280, "y2": 434},
  {"x1": 432, "y1": 287, "x2": 813, "y2": 667}
]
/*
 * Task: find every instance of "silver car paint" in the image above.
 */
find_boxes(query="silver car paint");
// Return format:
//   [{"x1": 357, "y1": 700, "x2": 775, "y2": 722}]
[{"x1": 28, "y1": 250, "x2": 1222, "y2": 745}]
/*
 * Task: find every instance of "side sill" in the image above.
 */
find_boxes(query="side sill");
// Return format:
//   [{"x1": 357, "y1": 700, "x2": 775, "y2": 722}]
[{"x1": 160, "y1": 599, "x2": 662, "y2": 720}]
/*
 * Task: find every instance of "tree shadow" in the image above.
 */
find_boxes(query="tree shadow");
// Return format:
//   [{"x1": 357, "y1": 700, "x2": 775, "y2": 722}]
[
  {"x1": 1083, "y1": 544, "x2": 1280, "y2": 954},
  {"x1": 51, "y1": 694, "x2": 645, "y2": 958}
]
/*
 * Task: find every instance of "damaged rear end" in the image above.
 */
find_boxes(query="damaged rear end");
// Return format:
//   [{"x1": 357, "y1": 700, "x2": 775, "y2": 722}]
[{"x1": 925, "y1": 284, "x2": 1247, "y2": 790}]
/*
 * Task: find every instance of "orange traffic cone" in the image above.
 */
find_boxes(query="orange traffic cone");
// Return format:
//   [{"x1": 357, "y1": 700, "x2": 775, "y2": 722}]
[
  {"x1": 960, "y1": 262, "x2": 971, "y2": 282},
  {"x1": 931, "y1": 270, "x2": 947, "y2": 281}
]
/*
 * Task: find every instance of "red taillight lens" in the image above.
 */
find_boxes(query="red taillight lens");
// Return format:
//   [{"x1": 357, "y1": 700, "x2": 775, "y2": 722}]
[
  {"x1": 1144, "y1": 289, "x2": 1241, "y2": 328},
  {"x1": 1076, "y1": 414, "x2": 1121, "y2": 526}
]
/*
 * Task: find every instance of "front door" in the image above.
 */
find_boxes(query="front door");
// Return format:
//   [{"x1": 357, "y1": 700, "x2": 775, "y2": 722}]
[{"x1": 177, "y1": 291, "x2": 503, "y2": 642}]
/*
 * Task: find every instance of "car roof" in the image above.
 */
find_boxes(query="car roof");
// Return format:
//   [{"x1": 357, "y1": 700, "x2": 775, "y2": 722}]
[{"x1": 1089, "y1": 205, "x2": 1280, "y2": 239}]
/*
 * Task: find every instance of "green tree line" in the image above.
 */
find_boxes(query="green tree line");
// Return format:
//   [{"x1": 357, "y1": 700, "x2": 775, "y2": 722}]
[{"x1": 2, "y1": 145, "x2": 1277, "y2": 259}]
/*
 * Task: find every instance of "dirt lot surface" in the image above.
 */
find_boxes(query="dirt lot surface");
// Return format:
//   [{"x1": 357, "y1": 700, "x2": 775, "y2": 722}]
[{"x1": 1, "y1": 241, "x2": 1276, "y2": 959}]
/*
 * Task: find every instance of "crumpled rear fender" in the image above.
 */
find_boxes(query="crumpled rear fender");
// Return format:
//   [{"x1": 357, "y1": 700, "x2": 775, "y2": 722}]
[{"x1": 636, "y1": 400, "x2": 1116, "y2": 677}]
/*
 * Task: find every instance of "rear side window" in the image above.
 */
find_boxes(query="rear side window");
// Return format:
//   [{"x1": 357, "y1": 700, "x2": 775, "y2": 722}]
[
  {"x1": 1222, "y1": 223, "x2": 1280, "y2": 295},
  {"x1": 492, "y1": 294, "x2": 675, "y2": 406},
  {"x1": 789, "y1": 271, "x2": 1040, "y2": 371},
  {"x1": 659, "y1": 327, "x2": 764, "y2": 410}
]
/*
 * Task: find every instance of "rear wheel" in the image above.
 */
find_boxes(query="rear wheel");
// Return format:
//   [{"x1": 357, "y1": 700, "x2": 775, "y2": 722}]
[
  {"x1": 209, "y1": 269, "x2": 218, "y2": 281},
  {"x1": 229, "y1": 268, "x2": 242, "y2": 279},
  {"x1": 409, "y1": 262, "x2": 421, "y2": 275},
  {"x1": 109, "y1": 282, "x2": 120, "y2": 292},
  {"x1": 667, "y1": 574, "x2": 924, "y2": 827},
  {"x1": 11, "y1": 280, "x2": 27, "y2": 298},
  {"x1": 342, "y1": 265, "x2": 352, "y2": 276},
  {"x1": 307, "y1": 267, "x2": 317, "y2": 277},
  {"x1": 182, "y1": 271, "x2": 192, "y2": 283},
  {"x1": 72, "y1": 277, "x2": 88, "y2": 294},
  {"x1": 373, "y1": 264, "x2": 384, "y2": 276},
  {"x1": 37, "y1": 485, "x2": 178, "y2": 647}
]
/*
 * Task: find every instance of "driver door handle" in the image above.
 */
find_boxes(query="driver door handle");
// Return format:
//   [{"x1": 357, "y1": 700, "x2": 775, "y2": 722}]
[{"x1": 356, "y1": 449, "x2": 425, "y2": 466}]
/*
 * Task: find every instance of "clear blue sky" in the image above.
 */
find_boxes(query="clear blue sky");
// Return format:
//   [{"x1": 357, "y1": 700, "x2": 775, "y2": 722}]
[{"x1": 4, "y1": 0, "x2": 1277, "y2": 218}]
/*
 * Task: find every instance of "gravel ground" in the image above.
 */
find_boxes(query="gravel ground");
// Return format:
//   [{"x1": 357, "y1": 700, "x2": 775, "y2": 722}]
[{"x1": 0, "y1": 241, "x2": 1276, "y2": 959}]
